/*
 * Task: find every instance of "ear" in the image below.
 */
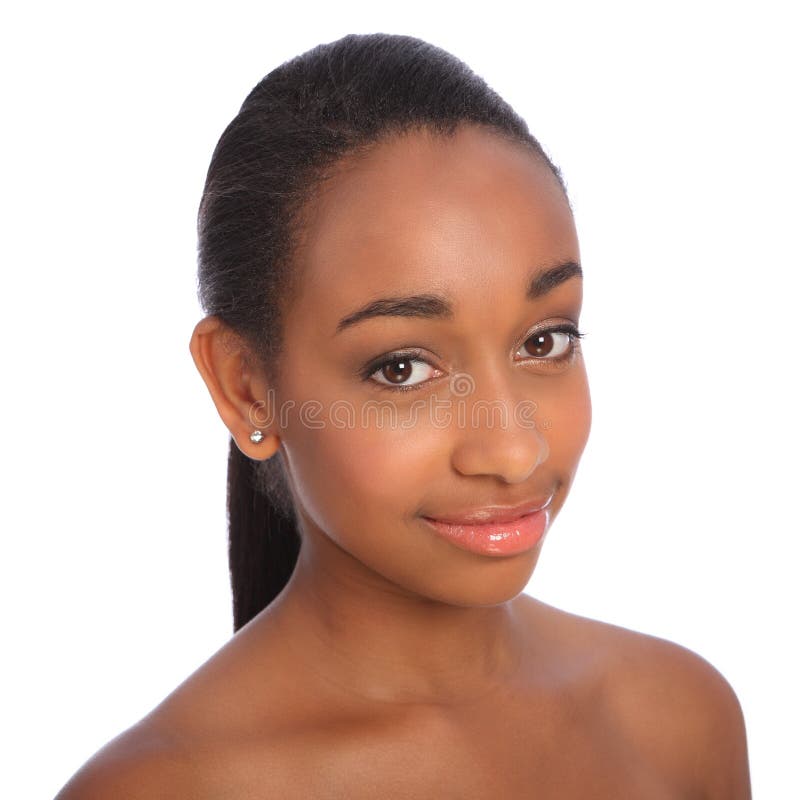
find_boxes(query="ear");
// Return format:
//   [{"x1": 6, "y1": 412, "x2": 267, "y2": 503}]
[{"x1": 189, "y1": 315, "x2": 280, "y2": 461}]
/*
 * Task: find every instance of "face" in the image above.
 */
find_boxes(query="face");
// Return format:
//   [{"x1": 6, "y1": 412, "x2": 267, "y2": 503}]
[{"x1": 269, "y1": 124, "x2": 591, "y2": 606}]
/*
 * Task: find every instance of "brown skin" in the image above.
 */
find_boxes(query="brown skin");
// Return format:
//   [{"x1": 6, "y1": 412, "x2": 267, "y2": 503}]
[{"x1": 55, "y1": 126, "x2": 751, "y2": 798}]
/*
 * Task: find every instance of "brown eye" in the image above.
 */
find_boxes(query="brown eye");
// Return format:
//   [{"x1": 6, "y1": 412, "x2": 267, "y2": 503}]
[
  {"x1": 369, "y1": 355, "x2": 440, "y2": 389},
  {"x1": 524, "y1": 332, "x2": 555, "y2": 357},
  {"x1": 381, "y1": 359, "x2": 414, "y2": 384},
  {"x1": 517, "y1": 329, "x2": 573, "y2": 361}
]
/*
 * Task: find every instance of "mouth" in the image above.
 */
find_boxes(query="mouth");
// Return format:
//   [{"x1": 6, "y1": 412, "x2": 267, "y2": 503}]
[
  {"x1": 421, "y1": 495, "x2": 554, "y2": 557},
  {"x1": 422, "y1": 493, "x2": 554, "y2": 526}
]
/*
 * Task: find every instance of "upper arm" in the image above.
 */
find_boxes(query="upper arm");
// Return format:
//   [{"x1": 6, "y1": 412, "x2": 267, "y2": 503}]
[
  {"x1": 682, "y1": 652, "x2": 751, "y2": 800},
  {"x1": 54, "y1": 722, "x2": 197, "y2": 800},
  {"x1": 609, "y1": 636, "x2": 752, "y2": 799}
]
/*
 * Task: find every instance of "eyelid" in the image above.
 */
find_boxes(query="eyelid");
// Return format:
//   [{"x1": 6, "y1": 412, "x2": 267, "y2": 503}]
[
  {"x1": 517, "y1": 318, "x2": 582, "y2": 344},
  {"x1": 359, "y1": 348, "x2": 445, "y2": 391}
]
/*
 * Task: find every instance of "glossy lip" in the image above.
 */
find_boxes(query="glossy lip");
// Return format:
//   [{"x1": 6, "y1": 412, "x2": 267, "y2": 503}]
[
  {"x1": 421, "y1": 492, "x2": 555, "y2": 526},
  {"x1": 421, "y1": 505, "x2": 552, "y2": 557}
]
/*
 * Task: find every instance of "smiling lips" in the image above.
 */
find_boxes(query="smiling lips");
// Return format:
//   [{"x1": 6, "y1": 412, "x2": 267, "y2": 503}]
[{"x1": 421, "y1": 494, "x2": 554, "y2": 557}]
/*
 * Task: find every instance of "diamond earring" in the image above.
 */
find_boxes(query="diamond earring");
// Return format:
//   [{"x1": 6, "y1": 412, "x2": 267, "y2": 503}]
[{"x1": 249, "y1": 430, "x2": 264, "y2": 444}]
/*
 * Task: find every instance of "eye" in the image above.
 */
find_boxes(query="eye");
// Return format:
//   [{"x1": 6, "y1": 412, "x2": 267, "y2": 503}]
[
  {"x1": 361, "y1": 325, "x2": 585, "y2": 392},
  {"x1": 515, "y1": 324, "x2": 585, "y2": 365},
  {"x1": 367, "y1": 352, "x2": 443, "y2": 391}
]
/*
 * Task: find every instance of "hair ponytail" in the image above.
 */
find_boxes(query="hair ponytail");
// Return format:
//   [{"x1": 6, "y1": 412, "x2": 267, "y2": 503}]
[
  {"x1": 197, "y1": 33, "x2": 565, "y2": 633},
  {"x1": 227, "y1": 438, "x2": 299, "y2": 632}
]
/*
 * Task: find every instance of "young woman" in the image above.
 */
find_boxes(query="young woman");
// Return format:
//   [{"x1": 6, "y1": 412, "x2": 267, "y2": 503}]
[{"x1": 56, "y1": 33, "x2": 751, "y2": 799}]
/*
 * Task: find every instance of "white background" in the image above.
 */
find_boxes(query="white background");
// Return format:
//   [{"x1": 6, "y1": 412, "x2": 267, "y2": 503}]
[{"x1": 2, "y1": 1, "x2": 797, "y2": 797}]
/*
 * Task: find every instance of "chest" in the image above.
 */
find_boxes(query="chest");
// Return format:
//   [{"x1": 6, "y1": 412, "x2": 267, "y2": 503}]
[
  {"x1": 312, "y1": 709, "x2": 680, "y2": 799},
  {"x1": 208, "y1": 700, "x2": 686, "y2": 799}
]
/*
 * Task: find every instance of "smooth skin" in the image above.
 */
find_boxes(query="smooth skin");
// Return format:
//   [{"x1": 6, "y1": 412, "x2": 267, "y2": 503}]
[{"x1": 56, "y1": 126, "x2": 751, "y2": 799}]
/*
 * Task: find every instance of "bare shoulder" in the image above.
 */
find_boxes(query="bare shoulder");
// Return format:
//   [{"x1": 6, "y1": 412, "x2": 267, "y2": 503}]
[
  {"x1": 53, "y1": 716, "x2": 200, "y2": 800},
  {"x1": 53, "y1": 623, "x2": 310, "y2": 799},
  {"x1": 525, "y1": 597, "x2": 752, "y2": 798},
  {"x1": 599, "y1": 619, "x2": 751, "y2": 799}
]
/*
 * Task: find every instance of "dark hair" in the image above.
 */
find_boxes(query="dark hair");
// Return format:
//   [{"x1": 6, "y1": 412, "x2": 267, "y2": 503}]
[{"x1": 195, "y1": 32, "x2": 567, "y2": 633}]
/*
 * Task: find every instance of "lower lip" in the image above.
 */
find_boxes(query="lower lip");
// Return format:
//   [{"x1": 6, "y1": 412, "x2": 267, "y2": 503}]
[{"x1": 421, "y1": 508, "x2": 551, "y2": 557}]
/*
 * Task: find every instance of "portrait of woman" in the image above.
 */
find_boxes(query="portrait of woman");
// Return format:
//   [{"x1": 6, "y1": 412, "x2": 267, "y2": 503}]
[{"x1": 46, "y1": 30, "x2": 756, "y2": 798}]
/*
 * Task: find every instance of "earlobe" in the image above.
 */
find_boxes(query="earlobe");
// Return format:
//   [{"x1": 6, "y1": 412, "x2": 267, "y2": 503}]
[
  {"x1": 189, "y1": 315, "x2": 282, "y2": 461},
  {"x1": 237, "y1": 415, "x2": 282, "y2": 461},
  {"x1": 235, "y1": 428, "x2": 282, "y2": 462}
]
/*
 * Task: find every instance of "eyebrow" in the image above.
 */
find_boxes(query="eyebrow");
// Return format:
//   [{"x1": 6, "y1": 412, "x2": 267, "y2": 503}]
[{"x1": 335, "y1": 260, "x2": 582, "y2": 335}]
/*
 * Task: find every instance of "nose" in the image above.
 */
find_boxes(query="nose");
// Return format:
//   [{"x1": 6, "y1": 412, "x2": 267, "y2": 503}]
[{"x1": 449, "y1": 372, "x2": 549, "y2": 484}]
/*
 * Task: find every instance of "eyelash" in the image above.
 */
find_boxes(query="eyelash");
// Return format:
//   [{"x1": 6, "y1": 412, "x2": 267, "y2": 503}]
[{"x1": 360, "y1": 324, "x2": 586, "y2": 393}]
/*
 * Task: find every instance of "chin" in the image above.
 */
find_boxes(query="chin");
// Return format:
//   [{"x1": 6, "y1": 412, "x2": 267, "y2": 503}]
[{"x1": 400, "y1": 539, "x2": 546, "y2": 608}]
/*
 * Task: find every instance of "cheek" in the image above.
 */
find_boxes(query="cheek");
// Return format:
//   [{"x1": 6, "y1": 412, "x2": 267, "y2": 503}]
[
  {"x1": 280, "y1": 408, "x2": 430, "y2": 545},
  {"x1": 541, "y1": 365, "x2": 592, "y2": 474}
]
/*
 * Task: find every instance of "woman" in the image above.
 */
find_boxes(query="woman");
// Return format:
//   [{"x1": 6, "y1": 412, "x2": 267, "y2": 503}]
[{"x1": 56, "y1": 32, "x2": 751, "y2": 798}]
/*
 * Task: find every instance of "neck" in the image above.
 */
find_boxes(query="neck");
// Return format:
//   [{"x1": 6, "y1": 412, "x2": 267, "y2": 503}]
[{"x1": 259, "y1": 528, "x2": 530, "y2": 708}]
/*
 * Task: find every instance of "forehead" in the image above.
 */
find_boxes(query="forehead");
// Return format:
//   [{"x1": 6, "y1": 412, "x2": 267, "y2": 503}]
[{"x1": 290, "y1": 125, "x2": 578, "y2": 326}]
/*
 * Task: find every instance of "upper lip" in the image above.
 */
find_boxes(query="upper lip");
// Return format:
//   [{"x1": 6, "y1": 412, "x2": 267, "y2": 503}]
[{"x1": 422, "y1": 493, "x2": 555, "y2": 525}]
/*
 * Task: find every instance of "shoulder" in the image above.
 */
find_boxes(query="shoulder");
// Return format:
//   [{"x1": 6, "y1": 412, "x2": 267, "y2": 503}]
[
  {"x1": 528, "y1": 599, "x2": 752, "y2": 798},
  {"x1": 607, "y1": 630, "x2": 751, "y2": 798},
  {"x1": 53, "y1": 717, "x2": 202, "y2": 800},
  {"x1": 53, "y1": 625, "x2": 303, "y2": 800}
]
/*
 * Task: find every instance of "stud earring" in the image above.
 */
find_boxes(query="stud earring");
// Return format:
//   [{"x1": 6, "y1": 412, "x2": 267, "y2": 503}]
[{"x1": 250, "y1": 430, "x2": 264, "y2": 444}]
